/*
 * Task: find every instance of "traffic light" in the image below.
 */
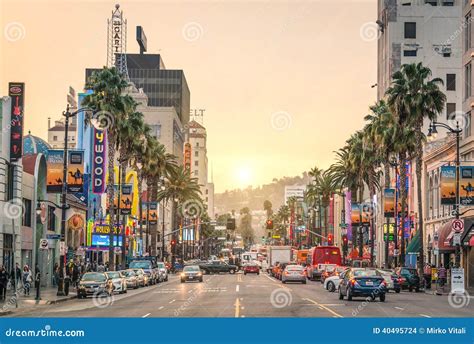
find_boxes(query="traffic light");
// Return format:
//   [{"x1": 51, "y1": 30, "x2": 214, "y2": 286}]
[
  {"x1": 342, "y1": 235, "x2": 348, "y2": 253},
  {"x1": 171, "y1": 239, "x2": 176, "y2": 246},
  {"x1": 266, "y1": 219, "x2": 274, "y2": 230},
  {"x1": 327, "y1": 233, "x2": 334, "y2": 246},
  {"x1": 226, "y1": 218, "x2": 236, "y2": 230}
]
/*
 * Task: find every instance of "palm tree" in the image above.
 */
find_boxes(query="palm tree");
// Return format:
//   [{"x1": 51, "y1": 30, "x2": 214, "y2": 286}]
[
  {"x1": 386, "y1": 62, "x2": 446, "y2": 271},
  {"x1": 83, "y1": 67, "x2": 130, "y2": 269}
]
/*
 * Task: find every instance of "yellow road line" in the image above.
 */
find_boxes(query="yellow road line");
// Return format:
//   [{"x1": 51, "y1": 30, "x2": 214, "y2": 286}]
[
  {"x1": 303, "y1": 297, "x2": 343, "y2": 318},
  {"x1": 234, "y1": 298, "x2": 241, "y2": 318}
]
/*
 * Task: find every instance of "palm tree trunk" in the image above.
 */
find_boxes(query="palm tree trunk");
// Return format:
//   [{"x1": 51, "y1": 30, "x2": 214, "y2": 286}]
[
  {"x1": 138, "y1": 172, "x2": 143, "y2": 253},
  {"x1": 358, "y1": 184, "x2": 364, "y2": 258},
  {"x1": 384, "y1": 158, "x2": 391, "y2": 269},
  {"x1": 150, "y1": 180, "x2": 158, "y2": 257},
  {"x1": 399, "y1": 151, "x2": 407, "y2": 267},
  {"x1": 120, "y1": 159, "x2": 127, "y2": 269},
  {"x1": 107, "y1": 134, "x2": 116, "y2": 271},
  {"x1": 416, "y1": 126, "x2": 425, "y2": 279}
]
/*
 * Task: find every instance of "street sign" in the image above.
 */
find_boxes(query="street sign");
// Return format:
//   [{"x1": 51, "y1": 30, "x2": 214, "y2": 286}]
[
  {"x1": 272, "y1": 235, "x2": 280, "y2": 239},
  {"x1": 217, "y1": 237, "x2": 226, "y2": 241},
  {"x1": 451, "y1": 268, "x2": 465, "y2": 293},
  {"x1": 210, "y1": 221, "x2": 217, "y2": 226},
  {"x1": 393, "y1": 249, "x2": 399, "y2": 256},
  {"x1": 453, "y1": 233, "x2": 461, "y2": 246},
  {"x1": 215, "y1": 225, "x2": 226, "y2": 230},
  {"x1": 452, "y1": 219, "x2": 464, "y2": 233},
  {"x1": 46, "y1": 234, "x2": 61, "y2": 240},
  {"x1": 39, "y1": 239, "x2": 49, "y2": 250},
  {"x1": 339, "y1": 223, "x2": 348, "y2": 228}
]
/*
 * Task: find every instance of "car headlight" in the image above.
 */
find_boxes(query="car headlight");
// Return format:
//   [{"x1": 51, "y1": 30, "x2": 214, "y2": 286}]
[
  {"x1": 180, "y1": 273, "x2": 185, "y2": 277},
  {"x1": 197, "y1": 272, "x2": 202, "y2": 276},
  {"x1": 99, "y1": 283, "x2": 106, "y2": 288}
]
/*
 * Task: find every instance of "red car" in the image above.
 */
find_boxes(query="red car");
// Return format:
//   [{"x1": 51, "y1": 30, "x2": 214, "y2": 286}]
[{"x1": 243, "y1": 263, "x2": 260, "y2": 275}]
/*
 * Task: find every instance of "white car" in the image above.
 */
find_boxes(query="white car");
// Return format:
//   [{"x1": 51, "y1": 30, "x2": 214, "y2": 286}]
[
  {"x1": 106, "y1": 271, "x2": 127, "y2": 294},
  {"x1": 323, "y1": 274, "x2": 342, "y2": 292},
  {"x1": 157, "y1": 262, "x2": 168, "y2": 282}
]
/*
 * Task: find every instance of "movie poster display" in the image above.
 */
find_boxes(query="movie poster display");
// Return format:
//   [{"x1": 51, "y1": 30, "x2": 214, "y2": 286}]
[
  {"x1": 120, "y1": 184, "x2": 133, "y2": 215},
  {"x1": 67, "y1": 151, "x2": 84, "y2": 193},
  {"x1": 351, "y1": 203, "x2": 360, "y2": 225},
  {"x1": 460, "y1": 166, "x2": 474, "y2": 205},
  {"x1": 440, "y1": 166, "x2": 456, "y2": 205},
  {"x1": 383, "y1": 188, "x2": 395, "y2": 218},
  {"x1": 148, "y1": 202, "x2": 158, "y2": 225},
  {"x1": 46, "y1": 150, "x2": 64, "y2": 193}
]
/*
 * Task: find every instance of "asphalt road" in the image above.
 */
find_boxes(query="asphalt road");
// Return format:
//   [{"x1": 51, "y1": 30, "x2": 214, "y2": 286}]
[{"x1": 6, "y1": 272, "x2": 473, "y2": 318}]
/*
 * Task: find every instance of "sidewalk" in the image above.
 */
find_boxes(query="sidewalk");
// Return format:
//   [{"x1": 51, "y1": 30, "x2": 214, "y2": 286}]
[{"x1": 0, "y1": 285, "x2": 77, "y2": 316}]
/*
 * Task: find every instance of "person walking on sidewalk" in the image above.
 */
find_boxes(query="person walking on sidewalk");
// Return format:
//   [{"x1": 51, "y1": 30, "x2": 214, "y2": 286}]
[
  {"x1": 423, "y1": 263, "x2": 432, "y2": 289},
  {"x1": 14, "y1": 263, "x2": 21, "y2": 289},
  {"x1": 22, "y1": 265, "x2": 32, "y2": 296},
  {"x1": 437, "y1": 264, "x2": 447, "y2": 289},
  {"x1": 0, "y1": 266, "x2": 9, "y2": 301}
]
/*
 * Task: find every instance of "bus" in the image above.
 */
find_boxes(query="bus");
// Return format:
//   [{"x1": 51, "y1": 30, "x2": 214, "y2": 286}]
[
  {"x1": 296, "y1": 249, "x2": 309, "y2": 265},
  {"x1": 306, "y1": 246, "x2": 342, "y2": 281}
]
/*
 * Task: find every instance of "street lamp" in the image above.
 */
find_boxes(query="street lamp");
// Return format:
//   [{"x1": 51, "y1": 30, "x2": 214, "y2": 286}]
[{"x1": 427, "y1": 121, "x2": 463, "y2": 268}]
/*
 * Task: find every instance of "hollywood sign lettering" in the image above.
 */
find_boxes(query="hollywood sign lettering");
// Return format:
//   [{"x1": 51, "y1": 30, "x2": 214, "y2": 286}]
[{"x1": 92, "y1": 129, "x2": 106, "y2": 193}]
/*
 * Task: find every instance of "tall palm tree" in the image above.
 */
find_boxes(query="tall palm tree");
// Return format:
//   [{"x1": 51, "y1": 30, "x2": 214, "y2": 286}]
[
  {"x1": 387, "y1": 62, "x2": 446, "y2": 271},
  {"x1": 83, "y1": 67, "x2": 130, "y2": 269}
]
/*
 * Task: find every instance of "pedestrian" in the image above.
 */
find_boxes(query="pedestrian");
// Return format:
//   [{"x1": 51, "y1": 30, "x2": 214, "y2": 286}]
[
  {"x1": 53, "y1": 263, "x2": 59, "y2": 286},
  {"x1": 423, "y1": 263, "x2": 432, "y2": 289},
  {"x1": 14, "y1": 263, "x2": 21, "y2": 288},
  {"x1": 0, "y1": 266, "x2": 9, "y2": 301},
  {"x1": 22, "y1": 265, "x2": 32, "y2": 296},
  {"x1": 437, "y1": 264, "x2": 447, "y2": 289},
  {"x1": 72, "y1": 262, "x2": 79, "y2": 288}
]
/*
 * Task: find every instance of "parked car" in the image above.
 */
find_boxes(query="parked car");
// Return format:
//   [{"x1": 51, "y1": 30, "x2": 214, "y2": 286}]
[
  {"x1": 105, "y1": 271, "x2": 127, "y2": 294},
  {"x1": 122, "y1": 269, "x2": 139, "y2": 289},
  {"x1": 376, "y1": 269, "x2": 401, "y2": 293},
  {"x1": 323, "y1": 267, "x2": 349, "y2": 292},
  {"x1": 77, "y1": 272, "x2": 114, "y2": 299},
  {"x1": 133, "y1": 268, "x2": 149, "y2": 287},
  {"x1": 157, "y1": 262, "x2": 168, "y2": 282},
  {"x1": 181, "y1": 265, "x2": 203, "y2": 283},
  {"x1": 281, "y1": 264, "x2": 306, "y2": 284},
  {"x1": 395, "y1": 267, "x2": 421, "y2": 292},
  {"x1": 243, "y1": 263, "x2": 260, "y2": 275},
  {"x1": 129, "y1": 259, "x2": 158, "y2": 284},
  {"x1": 339, "y1": 268, "x2": 387, "y2": 302}
]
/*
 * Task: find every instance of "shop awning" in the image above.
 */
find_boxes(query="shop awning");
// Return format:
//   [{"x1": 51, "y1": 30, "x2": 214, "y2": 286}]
[
  {"x1": 436, "y1": 220, "x2": 456, "y2": 252},
  {"x1": 406, "y1": 231, "x2": 420, "y2": 253}
]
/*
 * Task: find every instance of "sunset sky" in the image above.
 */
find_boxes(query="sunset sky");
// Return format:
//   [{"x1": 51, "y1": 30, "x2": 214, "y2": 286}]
[{"x1": 1, "y1": 0, "x2": 377, "y2": 192}]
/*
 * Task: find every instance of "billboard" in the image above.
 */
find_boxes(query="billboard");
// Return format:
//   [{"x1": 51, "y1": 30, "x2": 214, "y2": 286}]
[
  {"x1": 141, "y1": 202, "x2": 148, "y2": 224},
  {"x1": 351, "y1": 203, "x2": 360, "y2": 225},
  {"x1": 148, "y1": 202, "x2": 158, "y2": 225},
  {"x1": 67, "y1": 151, "x2": 84, "y2": 193},
  {"x1": 120, "y1": 184, "x2": 133, "y2": 215},
  {"x1": 46, "y1": 150, "x2": 64, "y2": 193},
  {"x1": 383, "y1": 188, "x2": 395, "y2": 217},
  {"x1": 92, "y1": 128, "x2": 107, "y2": 194},
  {"x1": 460, "y1": 166, "x2": 474, "y2": 205},
  {"x1": 440, "y1": 166, "x2": 456, "y2": 205},
  {"x1": 184, "y1": 142, "x2": 191, "y2": 171},
  {"x1": 285, "y1": 185, "x2": 306, "y2": 203},
  {"x1": 8, "y1": 82, "x2": 25, "y2": 161}
]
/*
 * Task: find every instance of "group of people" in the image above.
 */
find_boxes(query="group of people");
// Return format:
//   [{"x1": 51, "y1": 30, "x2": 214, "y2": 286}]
[{"x1": 0, "y1": 263, "x2": 40, "y2": 301}]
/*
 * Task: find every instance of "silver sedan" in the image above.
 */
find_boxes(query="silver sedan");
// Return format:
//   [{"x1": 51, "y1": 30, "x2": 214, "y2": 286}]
[{"x1": 281, "y1": 265, "x2": 306, "y2": 284}]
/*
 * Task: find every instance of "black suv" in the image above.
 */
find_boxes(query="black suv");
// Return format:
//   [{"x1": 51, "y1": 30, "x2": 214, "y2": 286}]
[{"x1": 395, "y1": 267, "x2": 420, "y2": 292}]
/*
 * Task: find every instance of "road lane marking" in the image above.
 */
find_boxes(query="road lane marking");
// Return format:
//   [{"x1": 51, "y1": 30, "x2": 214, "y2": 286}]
[
  {"x1": 142, "y1": 313, "x2": 151, "y2": 318},
  {"x1": 394, "y1": 307, "x2": 405, "y2": 311},
  {"x1": 158, "y1": 306, "x2": 164, "y2": 310},
  {"x1": 169, "y1": 299, "x2": 176, "y2": 304},
  {"x1": 234, "y1": 298, "x2": 241, "y2": 318},
  {"x1": 419, "y1": 314, "x2": 431, "y2": 318},
  {"x1": 236, "y1": 285, "x2": 240, "y2": 292},
  {"x1": 303, "y1": 298, "x2": 343, "y2": 318}
]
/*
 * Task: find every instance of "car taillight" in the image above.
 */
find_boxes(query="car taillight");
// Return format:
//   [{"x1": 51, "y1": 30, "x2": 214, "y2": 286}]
[
  {"x1": 350, "y1": 279, "x2": 357, "y2": 286},
  {"x1": 398, "y1": 278, "x2": 403, "y2": 283},
  {"x1": 381, "y1": 280, "x2": 387, "y2": 286}
]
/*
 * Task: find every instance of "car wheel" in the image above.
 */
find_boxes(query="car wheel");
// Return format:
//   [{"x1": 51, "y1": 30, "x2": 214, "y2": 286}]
[
  {"x1": 257, "y1": 272, "x2": 260, "y2": 275},
  {"x1": 409, "y1": 286, "x2": 413, "y2": 292},
  {"x1": 230, "y1": 269, "x2": 236, "y2": 274},
  {"x1": 415, "y1": 287, "x2": 420, "y2": 292},
  {"x1": 244, "y1": 272, "x2": 247, "y2": 275},
  {"x1": 327, "y1": 281, "x2": 335, "y2": 292},
  {"x1": 181, "y1": 279, "x2": 185, "y2": 283},
  {"x1": 346, "y1": 287, "x2": 352, "y2": 301},
  {"x1": 379, "y1": 293, "x2": 386, "y2": 302},
  {"x1": 395, "y1": 288, "x2": 400, "y2": 293},
  {"x1": 302, "y1": 280, "x2": 306, "y2": 284},
  {"x1": 165, "y1": 276, "x2": 168, "y2": 282},
  {"x1": 199, "y1": 278, "x2": 203, "y2": 282},
  {"x1": 282, "y1": 280, "x2": 286, "y2": 284},
  {"x1": 339, "y1": 289, "x2": 344, "y2": 300}
]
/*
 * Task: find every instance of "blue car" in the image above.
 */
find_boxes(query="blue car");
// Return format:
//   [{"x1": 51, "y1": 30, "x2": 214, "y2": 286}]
[{"x1": 339, "y1": 268, "x2": 387, "y2": 302}]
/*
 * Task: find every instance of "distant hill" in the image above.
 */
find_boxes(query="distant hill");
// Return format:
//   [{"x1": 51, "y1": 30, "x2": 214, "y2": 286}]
[{"x1": 214, "y1": 173, "x2": 311, "y2": 216}]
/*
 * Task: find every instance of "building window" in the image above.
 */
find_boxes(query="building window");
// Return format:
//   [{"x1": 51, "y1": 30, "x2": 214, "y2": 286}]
[
  {"x1": 403, "y1": 50, "x2": 417, "y2": 57},
  {"x1": 48, "y1": 206, "x2": 56, "y2": 232},
  {"x1": 446, "y1": 74, "x2": 456, "y2": 91},
  {"x1": 404, "y1": 22, "x2": 416, "y2": 39},
  {"x1": 465, "y1": 63, "x2": 472, "y2": 99},
  {"x1": 150, "y1": 124, "x2": 161, "y2": 139},
  {"x1": 194, "y1": 161, "x2": 198, "y2": 166},
  {"x1": 22, "y1": 198, "x2": 32, "y2": 227},
  {"x1": 446, "y1": 103, "x2": 456, "y2": 120},
  {"x1": 194, "y1": 170, "x2": 198, "y2": 176},
  {"x1": 195, "y1": 151, "x2": 198, "y2": 157},
  {"x1": 425, "y1": 1, "x2": 437, "y2": 5},
  {"x1": 196, "y1": 142, "x2": 199, "y2": 147},
  {"x1": 53, "y1": 136, "x2": 58, "y2": 141},
  {"x1": 466, "y1": 112, "x2": 472, "y2": 138},
  {"x1": 466, "y1": 13, "x2": 472, "y2": 52}
]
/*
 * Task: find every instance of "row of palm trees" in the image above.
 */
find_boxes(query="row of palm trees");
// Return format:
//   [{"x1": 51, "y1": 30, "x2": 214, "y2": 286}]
[
  {"x1": 83, "y1": 67, "x2": 204, "y2": 268},
  {"x1": 325, "y1": 62, "x2": 446, "y2": 273}
]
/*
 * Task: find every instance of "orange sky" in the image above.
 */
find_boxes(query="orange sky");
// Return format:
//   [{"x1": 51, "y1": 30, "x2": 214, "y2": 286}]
[{"x1": 1, "y1": 0, "x2": 377, "y2": 192}]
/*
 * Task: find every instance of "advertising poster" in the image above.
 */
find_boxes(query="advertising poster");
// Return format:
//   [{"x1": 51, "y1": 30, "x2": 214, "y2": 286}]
[
  {"x1": 8, "y1": 82, "x2": 25, "y2": 161},
  {"x1": 361, "y1": 203, "x2": 372, "y2": 225},
  {"x1": 383, "y1": 188, "x2": 395, "y2": 217},
  {"x1": 120, "y1": 184, "x2": 133, "y2": 215},
  {"x1": 67, "y1": 150, "x2": 84, "y2": 193},
  {"x1": 345, "y1": 191, "x2": 352, "y2": 241},
  {"x1": 383, "y1": 223, "x2": 395, "y2": 241},
  {"x1": 141, "y1": 202, "x2": 148, "y2": 224},
  {"x1": 148, "y1": 202, "x2": 158, "y2": 225},
  {"x1": 460, "y1": 166, "x2": 474, "y2": 205},
  {"x1": 351, "y1": 203, "x2": 360, "y2": 226},
  {"x1": 92, "y1": 128, "x2": 107, "y2": 194},
  {"x1": 46, "y1": 150, "x2": 64, "y2": 193},
  {"x1": 440, "y1": 166, "x2": 456, "y2": 205},
  {"x1": 184, "y1": 142, "x2": 191, "y2": 171}
]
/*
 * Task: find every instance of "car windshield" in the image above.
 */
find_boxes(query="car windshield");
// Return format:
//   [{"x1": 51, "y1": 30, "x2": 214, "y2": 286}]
[
  {"x1": 82, "y1": 273, "x2": 106, "y2": 282},
  {"x1": 353, "y1": 269, "x2": 378, "y2": 277},
  {"x1": 157, "y1": 263, "x2": 165, "y2": 269},
  {"x1": 106, "y1": 272, "x2": 120, "y2": 279},
  {"x1": 129, "y1": 261, "x2": 151, "y2": 269},
  {"x1": 124, "y1": 271, "x2": 135, "y2": 277},
  {"x1": 134, "y1": 269, "x2": 143, "y2": 275},
  {"x1": 184, "y1": 266, "x2": 200, "y2": 272}
]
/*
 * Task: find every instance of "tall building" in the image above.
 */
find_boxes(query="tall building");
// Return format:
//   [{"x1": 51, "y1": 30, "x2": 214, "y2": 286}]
[
  {"x1": 47, "y1": 118, "x2": 77, "y2": 149},
  {"x1": 188, "y1": 120, "x2": 215, "y2": 218}
]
